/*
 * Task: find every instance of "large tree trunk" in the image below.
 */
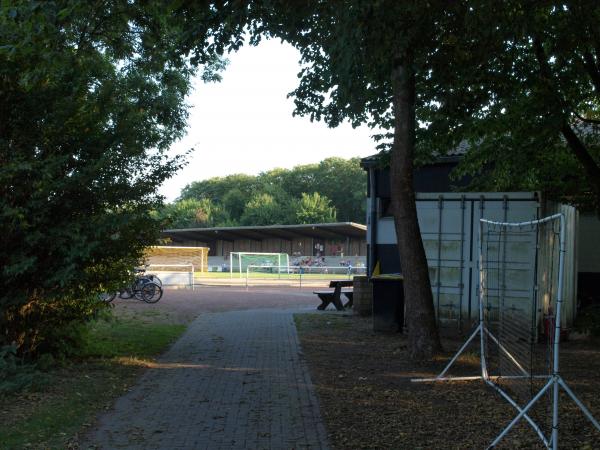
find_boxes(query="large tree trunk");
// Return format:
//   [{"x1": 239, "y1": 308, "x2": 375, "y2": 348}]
[{"x1": 390, "y1": 56, "x2": 442, "y2": 360}]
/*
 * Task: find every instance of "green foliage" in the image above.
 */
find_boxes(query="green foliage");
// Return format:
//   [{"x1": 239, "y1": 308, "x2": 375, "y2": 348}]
[
  {"x1": 173, "y1": 157, "x2": 366, "y2": 226},
  {"x1": 235, "y1": 1, "x2": 600, "y2": 209},
  {"x1": 222, "y1": 188, "x2": 249, "y2": 222},
  {"x1": 3, "y1": 294, "x2": 108, "y2": 359},
  {"x1": 154, "y1": 198, "x2": 230, "y2": 228},
  {"x1": 295, "y1": 192, "x2": 336, "y2": 224},
  {"x1": 0, "y1": 344, "x2": 49, "y2": 395},
  {"x1": 240, "y1": 193, "x2": 292, "y2": 225},
  {"x1": 409, "y1": 2, "x2": 600, "y2": 209},
  {"x1": 0, "y1": 1, "x2": 222, "y2": 357}
]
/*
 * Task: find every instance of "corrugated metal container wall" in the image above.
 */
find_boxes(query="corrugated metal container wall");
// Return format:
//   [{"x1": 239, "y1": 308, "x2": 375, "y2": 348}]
[{"x1": 372, "y1": 192, "x2": 570, "y2": 331}]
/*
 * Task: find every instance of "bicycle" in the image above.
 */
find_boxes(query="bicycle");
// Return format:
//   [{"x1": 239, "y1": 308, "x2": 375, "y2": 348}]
[{"x1": 99, "y1": 268, "x2": 163, "y2": 304}]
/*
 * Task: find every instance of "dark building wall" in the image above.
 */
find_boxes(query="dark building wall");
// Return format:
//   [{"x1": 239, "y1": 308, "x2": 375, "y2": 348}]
[
  {"x1": 374, "y1": 160, "x2": 469, "y2": 200},
  {"x1": 164, "y1": 236, "x2": 366, "y2": 258}
]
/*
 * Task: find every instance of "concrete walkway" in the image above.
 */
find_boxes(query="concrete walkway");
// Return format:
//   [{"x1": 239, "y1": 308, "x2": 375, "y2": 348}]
[{"x1": 83, "y1": 308, "x2": 329, "y2": 450}]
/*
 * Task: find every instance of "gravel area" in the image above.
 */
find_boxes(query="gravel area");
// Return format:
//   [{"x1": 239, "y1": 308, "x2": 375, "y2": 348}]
[{"x1": 111, "y1": 286, "x2": 320, "y2": 325}]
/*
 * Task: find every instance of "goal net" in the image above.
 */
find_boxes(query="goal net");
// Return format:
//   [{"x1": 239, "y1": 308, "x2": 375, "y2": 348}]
[
  {"x1": 145, "y1": 264, "x2": 194, "y2": 287},
  {"x1": 480, "y1": 215, "x2": 558, "y2": 442},
  {"x1": 229, "y1": 252, "x2": 290, "y2": 277},
  {"x1": 143, "y1": 246, "x2": 209, "y2": 286},
  {"x1": 244, "y1": 264, "x2": 366, "y2": 287},
  {"x1": 413, "y1": 213, "x2": 600, "y2": 449}
]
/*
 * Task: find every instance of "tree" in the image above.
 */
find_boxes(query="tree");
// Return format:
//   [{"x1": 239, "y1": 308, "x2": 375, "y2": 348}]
[
  {"x1": 295, "y1": 192, "x2": 337, "y2": 224},
  {"x1": 0, "y1": 1, "x2": 221, "y2": 356},
  {"x1": 155, "y1": 198, "x2": 230, "y2": 228},
  {"x1": 417, "y1": 1, "x2": 600, "y2": 211},
  {"x1": 244, "y1": 1, "x2": 454, "y2": 358},
  {"x1": 268, "y1": 158, "x2": 366, "y2": 222},
  {"x1": 180, "y1": 174, "x2": 259, "y2": 203},
  {"x1": 222, "y1": 188, "x2": 249, "y2": 222},
  {"x1": 240, "y1": 193, "x2": 292, "y2": 225},
  {"x1": 173, "y1": 157, "x2": 365, "y2": 225}
]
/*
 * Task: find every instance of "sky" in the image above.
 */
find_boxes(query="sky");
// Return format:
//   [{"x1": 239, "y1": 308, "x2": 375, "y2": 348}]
[{"x1": 159, "y1": 38, "x2": 379, "y2": 201}]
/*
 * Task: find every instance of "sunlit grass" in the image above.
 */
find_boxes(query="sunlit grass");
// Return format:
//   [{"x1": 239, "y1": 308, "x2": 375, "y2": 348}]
[{"x1": 0, "y1": 316, "x2": 186, "y2": 449}]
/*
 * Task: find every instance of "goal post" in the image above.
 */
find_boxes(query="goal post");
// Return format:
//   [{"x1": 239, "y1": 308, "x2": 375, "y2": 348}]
[
  {"x1": 145, "y1": 264, "x2": 194, "y2": 287},
  {"x1": 143, "y1": 246, "x2": 209, "y2": 285},
  {"x1": 412, "y1": 213, "x2": 600, "y2": 449},
  {"x1": 229, "y1": 252, "x2": 290, "y2": 278}
]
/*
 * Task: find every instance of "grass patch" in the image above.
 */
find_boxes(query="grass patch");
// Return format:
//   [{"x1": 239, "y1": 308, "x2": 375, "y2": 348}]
[
  {"x1": 0, "y1": 316, "x2": 186, "y2": 450},
  {"x1": 83, "y1": 316, "x2": 185, "y2": 359}
]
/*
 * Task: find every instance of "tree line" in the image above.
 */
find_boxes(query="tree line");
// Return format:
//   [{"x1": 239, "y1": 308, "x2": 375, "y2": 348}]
[{"x1": 156, "y1": 157, "x2": 366, "y2": 228}]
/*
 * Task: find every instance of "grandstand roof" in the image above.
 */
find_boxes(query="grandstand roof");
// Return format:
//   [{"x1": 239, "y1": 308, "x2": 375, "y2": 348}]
[{"x1": 162, "y1": 222, "x2": 366, "y2": 243}]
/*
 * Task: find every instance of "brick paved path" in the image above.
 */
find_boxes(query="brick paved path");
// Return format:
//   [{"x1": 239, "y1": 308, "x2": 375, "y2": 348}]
[{"x1": 83, "y1": 308, "x2": 329, "y2": 450}]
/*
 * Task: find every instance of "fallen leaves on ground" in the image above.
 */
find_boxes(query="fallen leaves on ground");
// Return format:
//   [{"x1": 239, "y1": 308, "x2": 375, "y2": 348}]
[{"x1": 294, "y1": 313, "x2": 600, "y2": 449}]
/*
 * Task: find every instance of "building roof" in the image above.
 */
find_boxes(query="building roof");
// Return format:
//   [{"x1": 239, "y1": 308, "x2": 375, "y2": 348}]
[
  {"x1": 360, "y1": 143, "x2": 467, "y2": 169},
  {"x1": 161, "y1": 222, "x2": 367, "y2": 243}
]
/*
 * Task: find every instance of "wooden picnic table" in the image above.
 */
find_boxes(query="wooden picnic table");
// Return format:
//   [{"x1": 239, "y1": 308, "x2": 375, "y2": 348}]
[{"x1": 314, "y1": 279, "x2": 353, "y2": 311}]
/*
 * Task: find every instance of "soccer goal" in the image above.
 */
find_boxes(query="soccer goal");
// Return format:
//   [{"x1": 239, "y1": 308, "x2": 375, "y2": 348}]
[
  {"x1": 244, "y1": 264, "x2": 366, "y2": 288},
  {"x1": 229, "y1": 252, "x2": 290, "y2": 278},
  {"x1": 143, "y1": 246, "x2": 209, "y2": 286},
  {"x1": 413, "y1": 213, "x2": 600, "y2": 449},
  {"x1": 145, "y1": 264, "x2": 194, "y2": 287}
]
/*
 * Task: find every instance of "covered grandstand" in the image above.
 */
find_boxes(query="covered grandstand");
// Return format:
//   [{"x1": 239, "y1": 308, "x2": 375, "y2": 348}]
[{"x1": 160, "y1": 222, "x2": 366, "y2": 268}]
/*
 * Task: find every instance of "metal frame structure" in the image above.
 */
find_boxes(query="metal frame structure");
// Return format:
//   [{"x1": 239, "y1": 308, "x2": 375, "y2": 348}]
[
  {"x1": 244, "y1": 264, "x2": 366, "y2": 288},
  {"x1": 413, "y1": 214, "x2": 600, "y2": 449},
  {"x1": 145, "y1": 245, "x2": 208, "y2": 273},
  {"x1": 146, "y1": 263, "x2": 195, "y2": 288},
  {"x1": 229, "y1": 252, "x2": 290, "y2": 278}
]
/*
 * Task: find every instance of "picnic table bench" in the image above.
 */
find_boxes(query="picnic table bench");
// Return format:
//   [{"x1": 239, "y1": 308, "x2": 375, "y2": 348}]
[{"x1": 314, "y1": 279, "x2": 353, "y2": 311}]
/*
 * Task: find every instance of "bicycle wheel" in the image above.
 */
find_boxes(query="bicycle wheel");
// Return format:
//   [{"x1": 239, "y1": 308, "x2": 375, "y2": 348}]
[
  {"x1": 140, "y1": 282, "x2": 163, "y2": 303},
  {"x1": 119, "y1": 288, "x2": 133, "y2": 299},
  {"x1": 134, "y1": 277, "x2": 151, "y2": 300},
  {"x1": 98, "y1": 292, "x2": 116, "y2": 303},
  {"x1": 148, "y1": 274, "x2": 162, "y2": 287}
]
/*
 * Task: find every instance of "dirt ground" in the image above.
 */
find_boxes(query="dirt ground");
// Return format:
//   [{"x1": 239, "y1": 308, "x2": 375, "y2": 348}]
[
  {"x1": 111, "y1": 285, "x2": 319, "y2": 324},
  {"x1": 294, "y1": 312, "x2": 600, "y2": 450}
]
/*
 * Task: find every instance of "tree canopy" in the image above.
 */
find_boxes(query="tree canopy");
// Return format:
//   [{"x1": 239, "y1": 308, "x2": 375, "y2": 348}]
[
  {"x1": 236, "y1": 1, "x2": 600, "y2": 358},
  {"x1": 161, "y1": 157, "x2": 365, "y2": 227},
  {"x1": 0, "y1": 1, "x2": 221, "y2": 355},
  {"x1": 416, "y1": 1, "x2": 600, "y2": 211}
]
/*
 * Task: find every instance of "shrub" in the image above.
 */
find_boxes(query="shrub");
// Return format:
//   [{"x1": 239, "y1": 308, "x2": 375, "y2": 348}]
[{"x1": 2, "y1": 294, "x2": 108, "y2": 359}]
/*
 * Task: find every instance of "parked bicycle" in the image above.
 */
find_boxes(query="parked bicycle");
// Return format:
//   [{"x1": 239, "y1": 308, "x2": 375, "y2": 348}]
[{"x1": 99, "y1": 267, "x2": 163, "y2": 304}]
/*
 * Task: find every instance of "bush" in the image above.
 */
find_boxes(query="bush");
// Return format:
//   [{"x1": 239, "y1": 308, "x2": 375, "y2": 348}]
[
  {"x1": 0, "y1": 344, "x2": 49, "y2": 394},
  {"x1": 2, "y1": 294, "x2": 109, "y2": 359}
]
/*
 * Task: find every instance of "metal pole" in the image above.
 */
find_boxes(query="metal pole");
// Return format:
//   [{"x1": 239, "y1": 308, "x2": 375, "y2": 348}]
[
  {"x1": 436, "y1": 195, "x2": 443, "y2": 326},
  {"x1": 488, "y1": 377, "x2": 554, "y2": 449},
  {"x1": 484, "y1": 378, "x2": 550, "y2": 447},
  {"x1": 551, "y1": 213, "x2": 565, "y2": 450},
  {"x1": 558, "y1": 377, "x2": 600, "y2": 431},
  {"x1": 459, "y1": 195, "x2": 466, "y2": 332},
  {"x1": 479, "y1": 218, "x2": 489, "y2": 379}
]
